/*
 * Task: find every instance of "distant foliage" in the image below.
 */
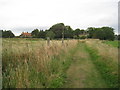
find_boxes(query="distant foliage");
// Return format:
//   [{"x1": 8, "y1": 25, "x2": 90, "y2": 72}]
[
  {"x1": 2, "y1": 30, "x2": 15, "y2": 38},
  {"x1": 74, "y1": 29, "x2": 81, "y2": 38},
  {"x1": 46, "y1": 31, "x2": 55, "y2": 39},
  {"x1": 1, "y1": 23, "x2": 116, "y2": 40},
  {"x1": 64, "y1": 26, "x2": 74, "y2": 38},
  {"x1": 31, "y1": 29, "x2": 39, "y2": 38},
  {"x1": 80, "y1": 36, "x2": 87, "y2": 39},
  {"x1": 38, "y1": 30, "x2": 46, "y2": 38},
  {"x1": 49, "y1": 23, "x2": 65, "y2": 38},
  {"x1": 87, "y1": 27, "x2": 115, "y2": 40}
]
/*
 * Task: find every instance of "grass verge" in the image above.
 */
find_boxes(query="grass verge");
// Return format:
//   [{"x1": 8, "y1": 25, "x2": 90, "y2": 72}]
[
  {"x1": 102, "y1": 40, "x2": 119, "y2": 48},
  {"x1": 85, "y1": 44, "x2": 118, "y2": 88}
]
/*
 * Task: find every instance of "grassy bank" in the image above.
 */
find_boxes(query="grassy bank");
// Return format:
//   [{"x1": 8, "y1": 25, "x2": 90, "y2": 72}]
[
  {"x1": 102, "y1": 40, "x2": 119, "y2": 48},
  {"x1": 85, "y1": 40, "x2": 118, "y2": 88}
]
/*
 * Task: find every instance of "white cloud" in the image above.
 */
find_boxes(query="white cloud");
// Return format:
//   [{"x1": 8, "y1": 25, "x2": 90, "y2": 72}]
[{"x1": 0, "y1": 0, "x2": 119, "y2": 35}]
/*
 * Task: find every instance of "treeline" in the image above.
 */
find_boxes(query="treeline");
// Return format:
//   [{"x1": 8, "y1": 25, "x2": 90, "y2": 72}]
[
  {"x1": 31, "y1": 23, "x2": 117, "y2": 40},
  {"x1": 31, "y1": 23, "x2": 87, "y2": 39},
  {"x1": 0, "y1": 23, "x2": 119, "y2": 40},
  {"x1": 87, "y1": 27, "x2": 115, "y2": 40},
  {"x1": 1, "y1": 30, "x2": 15, "y2": 38}
]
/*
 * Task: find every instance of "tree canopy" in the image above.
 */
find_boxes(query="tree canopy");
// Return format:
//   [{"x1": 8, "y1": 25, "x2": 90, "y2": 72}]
[
  {"x1": 87, "y1": 27, "x2": 115, "y2": 40},
  {"x1": 64, "y1": 26, "x2": 73, "y2": 38},
  {"x1": 46, "y1": 30, "x2": 55, "y2": 39},
  {"x1": 2, "y1": 30, "x2": 15, "y2": 38},
  {"x1": 38, "y1": 30, "x2": 46, "y2": 38},
  {"x1": 31, "y1": 29, "x2": 39, "y2": 38},
  {"x1": 49, "y1": 23, "x2": 65, "y2": 38}
]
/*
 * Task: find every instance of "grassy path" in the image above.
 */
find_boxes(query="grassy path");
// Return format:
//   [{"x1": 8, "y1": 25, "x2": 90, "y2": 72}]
[{"x1": 62, "y1": 42, "x2": 108, "y2": 88}]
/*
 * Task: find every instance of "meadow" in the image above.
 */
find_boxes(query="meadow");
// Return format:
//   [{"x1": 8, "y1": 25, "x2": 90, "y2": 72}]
[{"x1": 2, "y1": 38, "x2": 119, "y2": 88}]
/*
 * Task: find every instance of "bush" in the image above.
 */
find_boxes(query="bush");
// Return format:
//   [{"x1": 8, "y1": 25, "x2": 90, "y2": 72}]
[{"x1": 80, "y1": 36, "x2": 87, "y2": 39}]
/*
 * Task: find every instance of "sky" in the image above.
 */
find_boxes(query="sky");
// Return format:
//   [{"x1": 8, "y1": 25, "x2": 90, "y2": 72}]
[{"x1": 0, "y1": 0, "x2": 119, "y2": 36}]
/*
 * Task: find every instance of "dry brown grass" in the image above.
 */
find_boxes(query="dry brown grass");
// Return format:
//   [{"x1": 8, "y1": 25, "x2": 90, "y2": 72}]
[{"x1": 2, "y1": 38, "x2": 78, "y2": 88}]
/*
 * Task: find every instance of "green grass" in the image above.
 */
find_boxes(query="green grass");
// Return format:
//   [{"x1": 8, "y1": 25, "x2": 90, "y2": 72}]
[
  {"x1": 102, "y1": 40, "x2": 119, "y2": 48},
  {"x1": 48, "y1": 43, "x2": 79, "y2": 88},
  {"x1": 85, "y1": 44, "x2": 118, "y2": 88}
]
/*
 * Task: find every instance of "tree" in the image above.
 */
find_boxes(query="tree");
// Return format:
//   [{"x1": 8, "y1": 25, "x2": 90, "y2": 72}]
[
  {"x1": 64, "y1": 26, "x2": 73, "y2": 38},
  {"x1": 38, "y1": 30, "x2": 46, "y2": 38},
  {"x1": 80, "y1": 29, "x2": 85, "y2": 35},
  {"x1": 87, "y1": 27, "x2": 115, "y2": 40},
  {"x1": 101, "y1": 27, "x2": 115, "y2": 40},
  {"x1": 87, "y1": 27, "x2": 96, "y2": 38},
  {"x1": 46, "y1": 31, "x2": 55, "y2": 39},
  {"x1": 31, "y1": 29, "x2": 39, "y2": 38},
  {"x1": 93, "y1": 28, "x2": 105, "y2": 40},
  {"x1": 73, "y1": 28, "x2": 81, "y2": 38},
  {"x1": 49, "y1": 23, "x2": 66, "y2": 38},
  {"x1": 2, "y1": 30, "x2": 15, "y2": 38}
]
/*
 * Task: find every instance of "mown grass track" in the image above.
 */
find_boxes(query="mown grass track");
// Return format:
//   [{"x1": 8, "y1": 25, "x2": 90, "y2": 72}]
[{"x1": 62, "y1": 40, "x2": 118, "y2": 88}]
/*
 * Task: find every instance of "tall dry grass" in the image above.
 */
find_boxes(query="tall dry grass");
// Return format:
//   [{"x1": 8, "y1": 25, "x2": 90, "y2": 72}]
[{"x1": 2, "y1": 38, "x2": 78, "y2": 88}]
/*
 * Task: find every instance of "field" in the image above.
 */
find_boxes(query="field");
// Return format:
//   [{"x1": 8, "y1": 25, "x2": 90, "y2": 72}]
[
  {"x1": 2, "y1": 38, "x2": 119, "y2": 88},
  {"x1": 102, "y1": 40, "x2": 119, "y2": 48}
]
